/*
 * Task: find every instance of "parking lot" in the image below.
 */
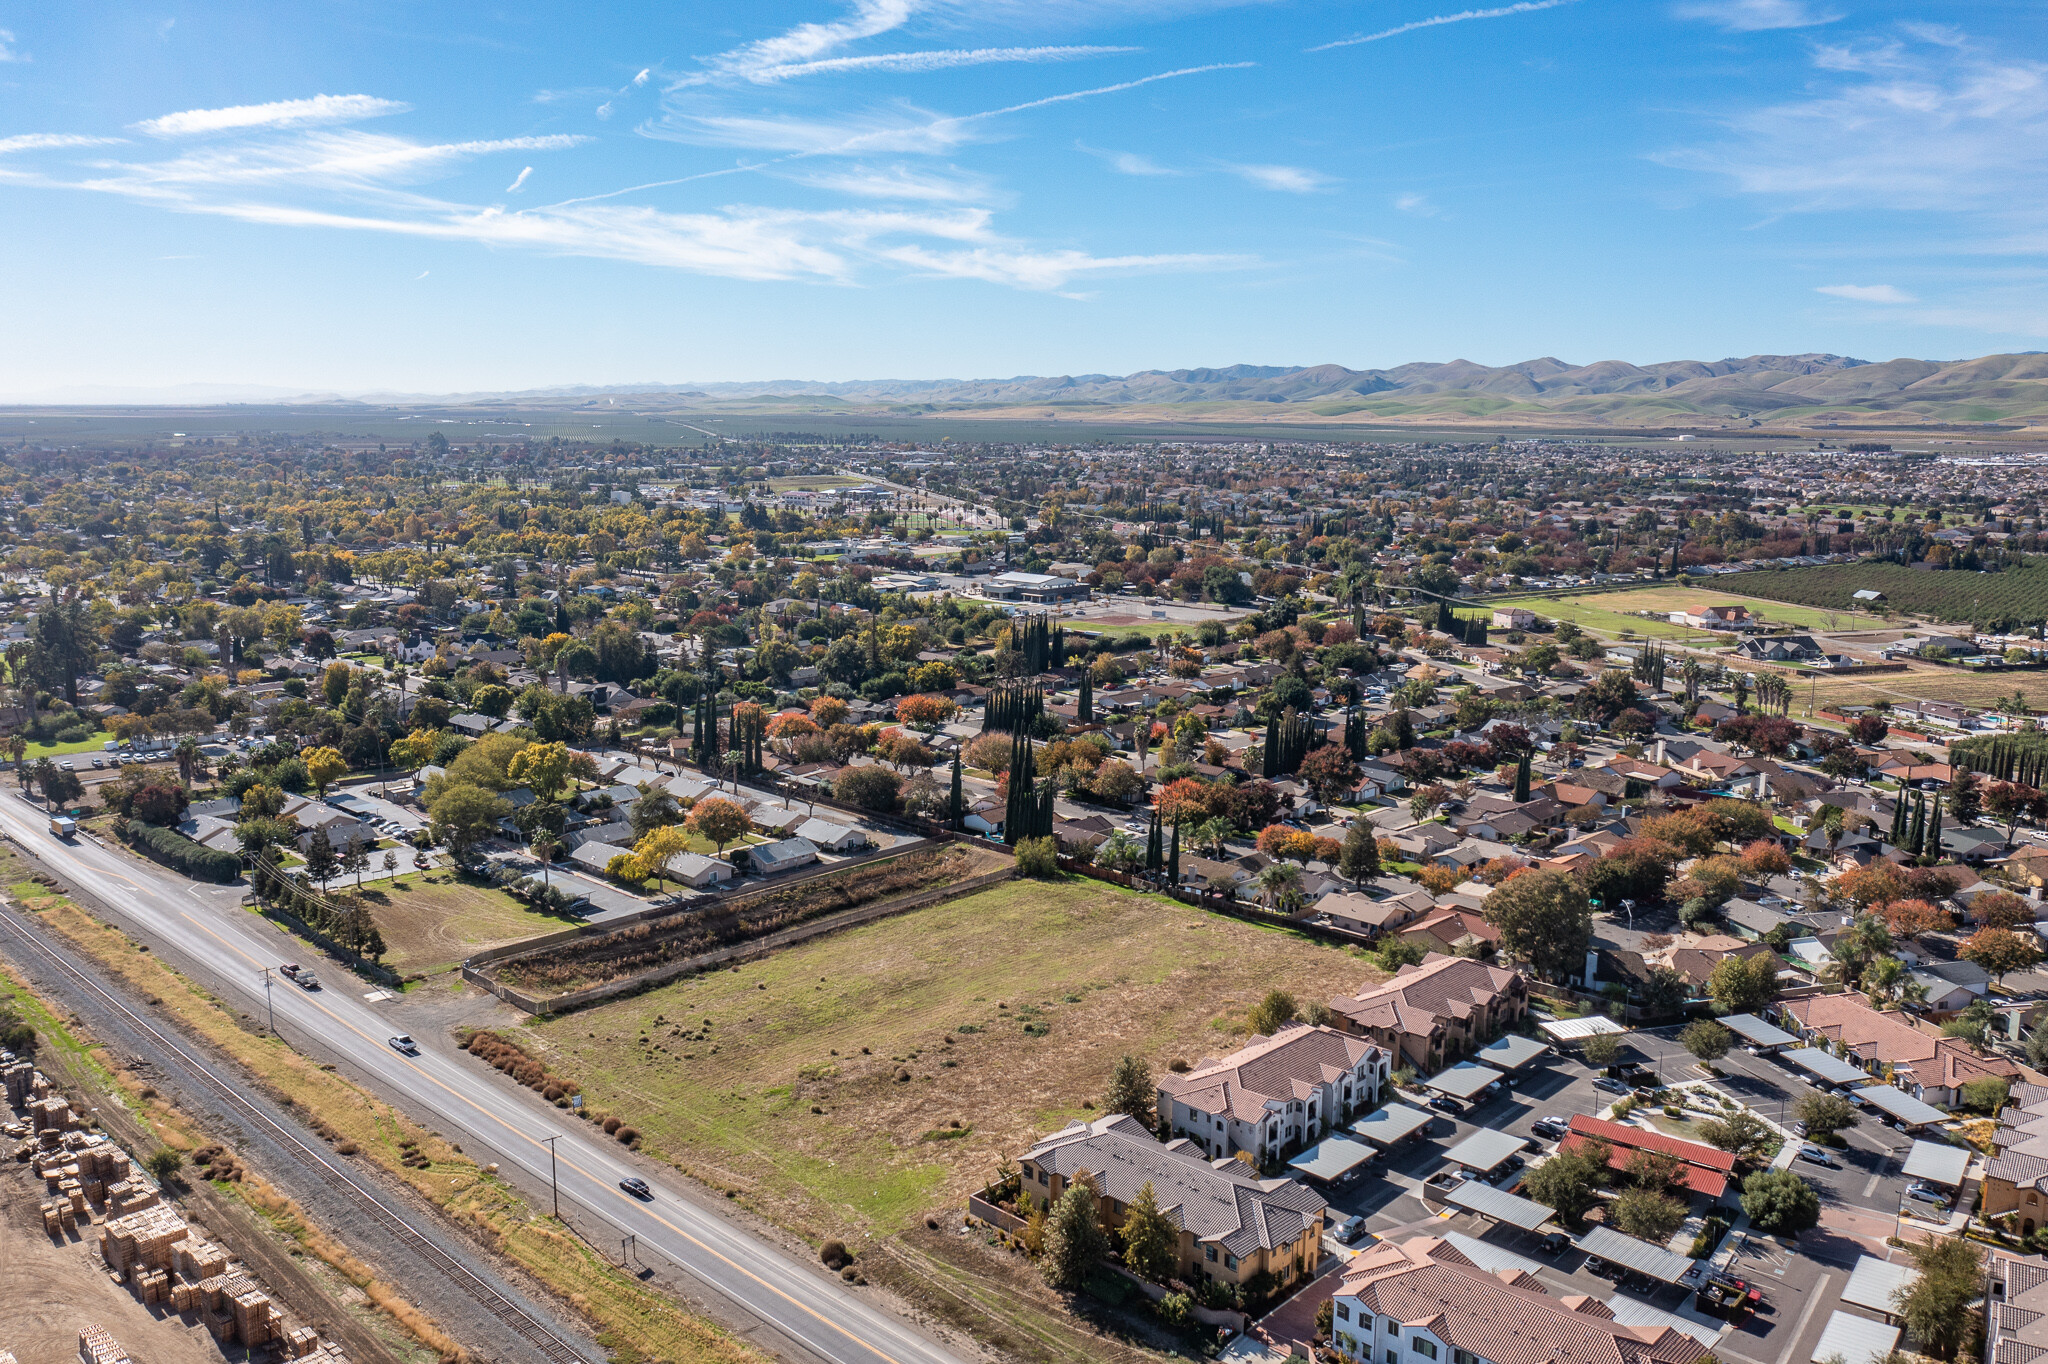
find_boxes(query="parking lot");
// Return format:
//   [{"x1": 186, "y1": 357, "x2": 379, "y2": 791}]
[{"x1": 1310, "y1": 1040, "x2": 1942, "y2": 1364}]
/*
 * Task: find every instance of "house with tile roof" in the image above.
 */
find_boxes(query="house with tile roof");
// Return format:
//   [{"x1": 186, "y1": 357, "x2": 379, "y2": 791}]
[
  {"x1": 1328, "y1": 1235, "x2": 1710, "y2": 1364},
  {"x1": 1017, "y1": 1114, "x2": 1327, "y2": 1292},
  {"x1": 1778, "y1": 991, "x2": 2017, "y2": 1108},
  {"x1": 1983, "y1": 1083, "x2": 2048, "y2": 1235},
  {"x1": 1559, "y1": 1114, "x2": 1736, "y2": 1199},
  {"x1": 1157, "y1": 1023, "x2": 1388, "y2": 1163},
  {"x1": 1328, "y1": 954, "x2": 1529, "y2": 1074},
  {"x1": 1987, "y1": 1248, "x2": 2048, "y2": 1364}
]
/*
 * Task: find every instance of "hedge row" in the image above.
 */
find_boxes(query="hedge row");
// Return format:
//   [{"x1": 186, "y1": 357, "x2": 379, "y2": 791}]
[{"x1": 125, "y1": 821, "x2": 242, "y2": 883}]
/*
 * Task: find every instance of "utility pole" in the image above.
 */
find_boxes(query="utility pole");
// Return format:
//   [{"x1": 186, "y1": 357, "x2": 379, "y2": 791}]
[
  {"x1": 260, "y1": 967, "x2": 276, "y2": 1036},
  {"x1": 622, "y1": 1233, "x2": 637, "y2": 1267},
  {"x1": 541, "y1": 1134, "x2": 561, "y2": 1218}
]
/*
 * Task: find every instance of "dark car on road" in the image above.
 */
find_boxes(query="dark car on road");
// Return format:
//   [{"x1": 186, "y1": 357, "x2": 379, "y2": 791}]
[
  {"x1": 1530, "y1": 1116, "x2": 1569, "y2": 1140},
  {"x1": 1335, "y1": 1215, "x2": 1368, "y2": 1244},
  {"x1": 620, "y1": 1177, "x2": 652, "y2": 1200},
  {"x1": 1539, "y1": 1230, "x2": 1570, "y2": 1256},
  {"x1": 1428, "y1": 1096, "x2": 1462, "y2": 1113}
]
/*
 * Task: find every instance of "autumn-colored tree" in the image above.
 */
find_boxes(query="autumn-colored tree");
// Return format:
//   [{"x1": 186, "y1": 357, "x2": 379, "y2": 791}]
[
  {"x1": 1296, "y1": 744, "x2": 1359, "y2": 804},
  {"x1": 507, "y1": 740, "x2": 573, "y2": 803},
  {"x1": 1642, "y1": 810, "x2": 1719, "y2": 859},
  {"x1": 686, "y1": 796, "x2": 751, "y2": 853},
  {"x1": 1972, "y1": 891, "x2": 2037, "y2": 931},
  {"x1": 302, "y1": 746, "x2": 347, "y2": 795},
  {"x1": 1877, "y1": 898, "x2": 1953, "y2": 938},
  {"x1": 388, "y1": 728, "x2": 443, "y2": 770},
  {"x1": 630, "y1": 824, "x2": 692, "y2": 893},
  {"x1": 894, "y1": 693, "x2": 958, "y2": 730},
  {"x1": 808, "y1": 694, "x2": 849, "y2": 728},
  {"x1": 1738, "y1": 839, "x2": 1792, "y2": 879},
  {"x1": 1417, "y1": 863, "x2": 1464, "y2": 894},
  {"x1": 1156, "y1": 776, "x2": 1220, "y2": 826},
  {"x1": 1959, "y1": 926, "x2": 2045, "y2": 983},
  {"x1": 1831, "y1": 862, "x2": 1907, "y2": 909}
]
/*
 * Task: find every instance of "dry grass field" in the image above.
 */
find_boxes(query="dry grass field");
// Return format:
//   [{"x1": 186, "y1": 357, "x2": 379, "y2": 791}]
[
  {"x1": 357, "y1": 872, "x2": 582, "y2": 977},
  {"x1": 522, "y1": 877, "x2": 1383, "y2": 1242}
]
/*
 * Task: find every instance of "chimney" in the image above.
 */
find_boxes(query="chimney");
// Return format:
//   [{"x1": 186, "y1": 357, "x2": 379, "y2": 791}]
[{"x1": 1654, "y1": 738, "x2": 1667, "y2": 767}]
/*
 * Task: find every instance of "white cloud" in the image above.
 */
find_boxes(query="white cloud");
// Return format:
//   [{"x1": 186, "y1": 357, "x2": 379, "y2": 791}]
[
  {"x1": 1394, "y1": 191, "x2": 1440, "y2": 216},
  {"x1": 0, "y1": 133, "x2": 125, "y2": 155},
  {"x1": 79, "y1": 130, "x2": 586, "y2": 193},
  {"x1": 138, "y1": 94, "x2": 409, "y2": 138},
  {"x1": 0, "y1": 28, "x2": 25, "y2": 62},
  {"x1": 1669, "y1": 0, "x2": 1840, "y2": 32},
  {"x1": 506, "y1": 166, "x2": 533, "y2": 193},
  {"x1": 674, "y1": 0, "x2": 922, "y2": 87},
  {"x1": 1088, "y1": 148, "x2": 1176, "y2": 176},
  {"x1": 1816, "y1": 284, "x2": 1917, "y2": 303},
  {"x1": 1658, "y1": 33, "x2": 2048, "y2": 213},
  {"x1": 785, "y1": 163, "x2": 995, "y2": 202},
  {"x1": 1311, "y1": 0, "x2": 1581, "y2": 52},
  {"x1": 1230, "y1": 163, "x2": 1336, "y2": 193},
  {"x1": 879, "y1": 242, "x2": 1253, "y2": 290},
  {"x1": 632, "y1": 68, "x2": 651, "y2": 85},
  {"x1": 739, "y1": 45, "x2": 1139, "y2": 84}
]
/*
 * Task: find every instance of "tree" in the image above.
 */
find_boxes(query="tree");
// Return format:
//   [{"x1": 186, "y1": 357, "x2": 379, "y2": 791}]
[
  {"x1": 894, "y1": 693, "x2": 958, "y2": 731},
  {"x1": 1893, "y1": 1235, "x2": 1983, "y2": 1361},
  {"x1": 1949, "y1": 767, "x2": 1983, "y2": 826},
  {"x1": 1830, "y1": 913, "x2": 1896, "y2": 986},
  {"x1": 1624, "y1": 1148, "x2": 1690, "y2": 1198},
  {"x1": 629, "y1": 782, "x2": 681, "y2": 840},
  {"x1": 834, "y1": 765, "x2": 901, "y2": 812},
  {"x1": 1581, "y1": 1033, "x2": 1622, "y2": 1069},
  {"x1": 686, "y1": 795, "x2": 751, "y2": 853},
  {"x1": 302, "y1": 745, "x2": 348, "y2": 796},
  {"x1": 145, "y1": 1147, "x2": 184, "y2": 1185},
  {"x1": 1638, "y1": 967, "x2": 1692, "y2": 1022},
  {"x1": 631, "y1": 824, "x2": 693, "y2": 893},
  {"x1": 1959, "y1": 1076, "x2": 2010, "y2": 1115},
  {"x1": 427, "y1": 784, "x2": 513, "y2": 863},
  {"x1": 1795, "y1": 1091, "x2": 1857, "y2": 1141},
  {"x1": 1984, "y1": 781, "x2": 2048, "y2": 846},
  {"x1": 1103, "y1": 1054, "x2": 1155, "y2": 1126},
  {"x1": 1482, "y1": 870, "x2": 1592, "y2": 980},
  {"x1": 1015, "y1": 835, "x2": 1059, "y2": 879},
  {"x1": 1706, "y1": 952, "x2": 1780, "y2": 1015},
  {"x1": 1701, "y1": 1111, "x2": 1776, "y2": 1165},
  {"x1": 1681, "y1": 1018, "x2": 1732, "y2": 1062},
  {"x1": 1613, "y1": 1188, "x2": 1686, "y2": 1243},
  {"x1": 1522, "y1": 1141, "x2": 1608, "y2": 1221},
  {"x1": 1248, "y1": 989, "x2": 1298, "y2": 1036},
  {"x1": 1741, "y1": 1169, "x2": 1820, "y2": 1234},
  {"x1": 303, "y1": 828, "x2": 340, "y2": 889},
  {"x1": 1960, "y1": 926, "x2": 2044, "y2": 983},
  {"x1": 1118, "y1": 1180, "x2": 1178, "y2": 1282},
  {"x1": 1041, "y1": 1181, "x2": 1109, "y2": 1290},
  {"x1": 1297, "y1": 744, "x2": 1359, "y2": 805},
  {"x1": 508, "y1": 740, "x2": 573, "y2": 803},
  {"x1": 342, "y1": 834, "x2": 369, "y2": 889},
  {"x1": 1339, "y1": 818, "x2": 1381, "y2": 883},
  {"x1": 1972, "y1": 891, "x2": 2036, "y2": 931}
]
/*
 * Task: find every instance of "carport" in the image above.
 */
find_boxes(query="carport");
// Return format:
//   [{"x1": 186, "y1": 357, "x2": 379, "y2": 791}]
[
  {"x1": 1857, "y1": 1085, "x2": 1948, "y2": 1130},
  {"x1": 1781, "y1": 1046, "x2": 1868, "y2": 1087},
  {"x1": 1445, "y1": 1180, "x2": 1553, "y2": 1232},
  {"x1": 1350, "y1": 1102, "x2": 1435, "y2": 1150},
  {"x1": 1446, "y1": 1129, "x2": 1528, "y2": 1176},
  {"x1": 1840, "y1": 1255, "x2": 1917, "y2": 1325},
  {"x1": 1539, "y1": 1015, "x2": 1626, "y2": 1046},
  {"x1": 1812, "y1": 1310, "x2": 1900, "y2": 1364},
  {"x1": 1575, "y1": 1225, "x2": 1697, "y2": 1287},
  {"x1": 1473, "y1": 1033, "x2": 1551, "y2": 1072},
  {"x1": 1287, "y1": 1136, "x2": 1378, "y2": 1187},
  {"x1": 1719, "y1": 1013, "x2": 1796, "y2": 1052},
  {"x1": 1902, "y1": 1139, "x2": 1971, "y2": 1189},
  {"x1": 1424, "y1": 1061, "x2": 1504, "y2": 1103}
]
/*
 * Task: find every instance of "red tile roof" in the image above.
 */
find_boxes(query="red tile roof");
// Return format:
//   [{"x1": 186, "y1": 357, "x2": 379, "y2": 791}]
[{"x1": 1561, "y1": 1115, "x2": 1735, "y2": 1199}]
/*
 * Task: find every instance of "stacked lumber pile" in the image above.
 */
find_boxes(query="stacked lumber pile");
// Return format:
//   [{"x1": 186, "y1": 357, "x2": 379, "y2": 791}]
[
  {"x1": 75, "y1": 1325, "x2": 130, "y2": 1364},
  {"x1": 98, "y1": 1204, "x2": 187, "y2": 1281}
]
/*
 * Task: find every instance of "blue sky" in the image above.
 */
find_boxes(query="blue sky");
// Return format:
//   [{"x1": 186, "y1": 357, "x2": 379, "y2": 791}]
[{"x1": 0, "y1": 0, "x2": 2042, "y2": 396}]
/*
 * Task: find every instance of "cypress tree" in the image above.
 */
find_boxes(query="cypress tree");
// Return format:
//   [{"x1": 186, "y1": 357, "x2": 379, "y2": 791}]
[
  {"x1": 949, "y1": 755, "x2": 964, "y2": 829},
  {"x1": 1924, "y1": 795, "x2": 1944, "y2": 862},
  {"x1": 1513, "y1": 750, "x2": 1531, "y2": 803},
  {"x1": 1888, "y1": 795, "x2": 1905, "y2": 847},
  {"x1": 1145, "y1": 808, "x2": 1162, "y2": 872},
  {"x1": 1167, "y1": 822, "x2": 1180, "y2": 884},
  {"x1": 1907, "y1": 792, "x2": 1925, "y2": 856},
  {"x1": 1078, "y1": 669, "x2": 1093, "y2": 724}
]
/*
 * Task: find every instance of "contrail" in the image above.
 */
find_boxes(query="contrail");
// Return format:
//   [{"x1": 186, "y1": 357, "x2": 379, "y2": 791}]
[{"x1": 1310, "y1": 0, "x2": 1581, "y2": 51}]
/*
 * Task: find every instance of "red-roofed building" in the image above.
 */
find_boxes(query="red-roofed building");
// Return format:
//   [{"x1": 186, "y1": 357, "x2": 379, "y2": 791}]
[{"x1": 1560, "y1": 1115, "x2": 1735, "y2": 1199}]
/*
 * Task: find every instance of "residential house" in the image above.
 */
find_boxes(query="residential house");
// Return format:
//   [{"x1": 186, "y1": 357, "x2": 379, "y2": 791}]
[
  {"x1": 1017, "y1": 1115, "x2": 1326, "y2": 1292},
  {"x1": 1328, "y1": 1236, "x2": 1709, "y2": 1364},
  {"x1": 1328, "y1": 954, "x2": 1529, "y2": 1073},
  {"x1": 1905, "y1": 959, "x2": 1991, "y2": 1014},
  {"x1": 747, "y1": 837, "x2": 820, "y2": 876},
  {"x1": 1491, "y1": 607, "x2": 1537, "y2": 630},
  {"x1": 793, "y1": 817, "x2": 869, "y2": 853},
  {"x1": 1733, "y1": 635, "x2": 1824, "y2": 663},
  {"x1": 1983, "y1": 1084, "x2": 2048, "y2": 1234},
  {"x1": 1157, "y1": 1023, "x2": 1389, "y2": 1163},
  {"x1": 1779, "y1": 990, "x2": 2018, "y2": 1107},
  {"x1": 1670, "y1": 604, "x2": 1750, "y2": 630},
  {"x1": 1668, "y1": 935, "x2": 1777, "y2": 991}
]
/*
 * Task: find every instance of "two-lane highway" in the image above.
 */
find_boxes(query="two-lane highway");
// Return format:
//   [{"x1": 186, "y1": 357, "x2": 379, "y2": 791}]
[{"x1": 0, "y1": 795, "x2": 966, "y2": 1364}]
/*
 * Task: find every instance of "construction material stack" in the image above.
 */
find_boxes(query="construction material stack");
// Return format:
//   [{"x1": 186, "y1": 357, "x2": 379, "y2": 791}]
[
  {"x1": 75, "y1": 1325, "x2": 129, "y2": 1364},
  {"x1": 98, "y1": 1203, "x2": 187, "y2": 1282}
]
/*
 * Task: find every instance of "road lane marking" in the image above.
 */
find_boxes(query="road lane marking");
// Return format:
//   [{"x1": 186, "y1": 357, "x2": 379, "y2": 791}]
[
  {"x1": 1776, "y1": 1271, "x2": 1832, "y2": 1364},
  {"x1": 4, "y1": 809, "x2": 928, "y2": 1364}
]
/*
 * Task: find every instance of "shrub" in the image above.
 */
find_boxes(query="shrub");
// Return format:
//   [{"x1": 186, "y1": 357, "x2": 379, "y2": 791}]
[
  {"x1": 125, "y1": 821, "x2": 241, "y2": 883},
  {"x1": 616, "y1": 1126, "x2": 638, "y2": 1144},
  {"x1": 1015, "y1": 835, "x2": 1059, "y2": 880},
  {"x1": 821, "y1": 1240, "x2": 850, "y2": 1268},
  {"x1": 603, "y1": 1116, "x2": 623, "y2": 1134}
]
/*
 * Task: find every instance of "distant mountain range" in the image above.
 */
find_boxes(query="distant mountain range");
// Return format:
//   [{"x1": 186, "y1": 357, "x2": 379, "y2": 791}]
[{"x1": 15, "y1": 352, "x2": 2048, "y2": 431}]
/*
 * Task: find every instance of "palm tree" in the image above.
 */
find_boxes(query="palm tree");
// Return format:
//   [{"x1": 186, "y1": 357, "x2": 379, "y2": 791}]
[
  {"x1": 1257, "y1": 862, "x2": 1302, "y2": 912},
  {"x1": 174, "y1": 736, "x2": 201, "y2": 789}
]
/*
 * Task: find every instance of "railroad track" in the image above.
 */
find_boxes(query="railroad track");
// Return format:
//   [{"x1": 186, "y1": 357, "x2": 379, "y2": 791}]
[{"x1": 0, "y1": 900, "x2": 591, "y2": 1364}]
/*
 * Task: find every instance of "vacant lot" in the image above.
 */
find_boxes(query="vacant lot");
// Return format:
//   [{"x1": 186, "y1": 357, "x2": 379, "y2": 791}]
[
  {"x1": 522, "y1": 877, "x2": 1381, "y2": 1241},
  {"x1": 1720, "y1": 561, "x2": 2048, "y2": 631},
  {"x1": 1799, "y1": 665, "x2": 2044, "y2": 715},
  {"x1": 359, "y1": 872, "x2": 581, "y2": 976}
]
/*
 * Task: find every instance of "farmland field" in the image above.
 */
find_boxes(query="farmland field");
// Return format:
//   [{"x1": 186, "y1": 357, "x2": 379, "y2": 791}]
[
  {"x1": 1717, "y1": 560, "x2": 2048, "y2": 631},
  {"x1": 521, "y1": 876, "x2": 1381, "y2": 1242},
  {"x1": 1487, "y1": 584, "x2": 1849, "y2": 641}
]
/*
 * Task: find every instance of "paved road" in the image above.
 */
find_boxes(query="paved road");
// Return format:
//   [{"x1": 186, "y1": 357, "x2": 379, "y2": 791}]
[{"x1": 0, "y1": 793, "x2": 967, "y2": 1364}]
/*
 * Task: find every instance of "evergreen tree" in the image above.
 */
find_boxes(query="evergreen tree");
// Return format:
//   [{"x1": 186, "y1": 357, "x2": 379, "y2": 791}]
[
  {"x1": 948, "y1": 755, "x2": 964, "y2": 829},
  {"x1": 1077, "y1": 669, "x2": 1093, "y2": 724},
  {"x1": 1924, "y1": 794, "x2": 1944, "y2": 862},
  {"x1": 1103, "y1": 1053, "x2": 1155, "y2": 1124},
  {"x1": 1041, "y1": 1182, "x2": 1108, "y2": 1290},
  {"x1": 1118, "y1": 1181, "x2": 1177, "y2": 1283},
  {"x1": 1340, "y1": 819, "x2": 1381, "y2": 883},
  {"x1": 1514, "y1": 750, "x2": 1532, "y2": 803},
  {"x1": 1145, "y1": 807, "x2": 1162, "y2": 873},
  {"x1": 1167, "y1": 821, "x2": 1180, "y2": 884}
]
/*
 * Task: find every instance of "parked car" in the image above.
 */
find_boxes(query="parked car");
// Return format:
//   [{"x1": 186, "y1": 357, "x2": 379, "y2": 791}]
[
  {"x1": 1530, "y1": 1116, "x2": 1569, "y2": 1140},
  {"x1": 1905, "y1": 1183, "x2": 1949, "y2": 1206},
  {"x1": 619, "y1": 1177, "x2": 652, "y2": 1200},
  {"x1": 1797, "y1": 1144, "x2": 1836, "y2": 1167},
  {"x1": 1428, "y1": 1096, "x2": 1462, "y2": 1113},
  {"x1": 1335, "y1": 1215, "x2": 1368, "y2": 1244},
  {"x1": 1539, "y1": 1230, "x2": 1570, "y2": 1256},
  {"x1": 1592, "y1": 1077, "x2": 1630, "y2": 1096}
]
